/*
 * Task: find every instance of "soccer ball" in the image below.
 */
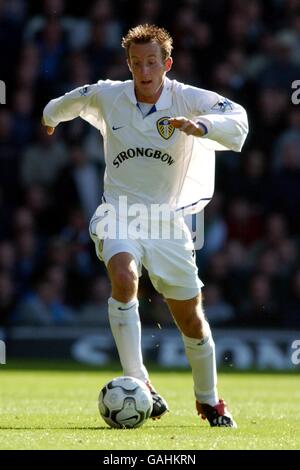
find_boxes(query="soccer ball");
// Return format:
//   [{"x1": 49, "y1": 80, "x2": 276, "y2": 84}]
[{"x1": 98, "y1": 376, "x2": 153, "y2": 429}]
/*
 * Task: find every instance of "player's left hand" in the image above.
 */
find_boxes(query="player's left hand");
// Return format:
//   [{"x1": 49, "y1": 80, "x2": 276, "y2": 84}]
[
  {"x1": 41, "y1": 117, "x2": 55, "y2": 136},
  {"x1": 169, "y1": 117, "x2": 205, "y2": 137}
]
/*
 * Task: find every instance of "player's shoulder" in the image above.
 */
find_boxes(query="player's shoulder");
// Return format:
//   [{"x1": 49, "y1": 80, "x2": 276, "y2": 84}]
[
  {"x1": 96, "y1": 79, "x2": 132, "y2": 95},
  {"x1": 171, "y1": 79, "x2": 217, "y2": 100},
  {"x1": 169, "y1": 78, "x2": 221, "y2": 112},
  {"x1": 72, "y1": 80, "x2": 131, "y2": 101}
]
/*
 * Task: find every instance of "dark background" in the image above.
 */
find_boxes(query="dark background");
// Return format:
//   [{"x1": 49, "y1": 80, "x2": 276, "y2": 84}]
[{"x1": 1, "y1": 0, "x2": 300, "y2": 331}]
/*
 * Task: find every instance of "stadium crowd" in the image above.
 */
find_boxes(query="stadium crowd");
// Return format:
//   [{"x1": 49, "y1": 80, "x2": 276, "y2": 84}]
[{"x1": 0, "y1": 0, "x2": 300, "y2": 329}]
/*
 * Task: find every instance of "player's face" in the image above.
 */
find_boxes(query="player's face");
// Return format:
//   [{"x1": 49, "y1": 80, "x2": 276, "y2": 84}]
[{"x1": 128, "y1": 42, "x2": 172, "y2": 103}]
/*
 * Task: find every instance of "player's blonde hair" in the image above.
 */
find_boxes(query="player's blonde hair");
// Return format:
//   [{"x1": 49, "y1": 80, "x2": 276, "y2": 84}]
[{"x1": 122, "y1": 24, "x2": 173, "y2": 61}]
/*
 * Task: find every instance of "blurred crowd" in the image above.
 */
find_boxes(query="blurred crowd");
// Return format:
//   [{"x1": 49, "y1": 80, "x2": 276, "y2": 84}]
[{"x1": 0, "y1": 0, "x2": 300, "y2": 329}]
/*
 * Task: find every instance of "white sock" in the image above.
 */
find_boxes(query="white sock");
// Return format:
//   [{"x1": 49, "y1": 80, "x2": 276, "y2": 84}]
[
  {"x1": 108, "y1": 297, "x2": 149, "y2": 382},
  {"x1": 182, "y1": 322, "x2": 219, "y2": 406}
]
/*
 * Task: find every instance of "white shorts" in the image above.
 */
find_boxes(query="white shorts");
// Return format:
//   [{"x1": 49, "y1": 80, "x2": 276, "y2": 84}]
[{"x1": 89, "y1": 205, "x2": 203, "y2": 300}]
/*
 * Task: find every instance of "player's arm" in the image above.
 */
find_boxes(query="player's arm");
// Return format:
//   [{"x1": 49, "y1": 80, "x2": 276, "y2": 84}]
[
  {"x1": 42, "y1": 84, "x2": 102, "y2": 135},
  {"x1": 172, "y1": 87, "x2": 248, "y2": 151}
]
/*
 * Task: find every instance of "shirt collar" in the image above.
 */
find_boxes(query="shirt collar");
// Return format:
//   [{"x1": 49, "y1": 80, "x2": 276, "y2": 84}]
[{"x1": 124, "y1": 77, "x2": 172, "y2": 110}]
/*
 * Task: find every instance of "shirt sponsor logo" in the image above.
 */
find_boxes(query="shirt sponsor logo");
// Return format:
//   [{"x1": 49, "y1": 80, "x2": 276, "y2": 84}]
[
  {"x1": 156, "y1": 117, "x2": 175, "y2": 140},
  {"x1": 113, "y1": 148, "x2": 175, "y2": 168}
]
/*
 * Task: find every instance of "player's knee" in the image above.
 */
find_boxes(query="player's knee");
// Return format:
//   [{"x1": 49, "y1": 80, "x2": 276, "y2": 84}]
[
  {"x1": 111, "y1": 268, "x2": 138, "y2": 299},
  {"x1": 113, "y1": 267, "x2": 138, "y2": 287},
  {"x1": 181, "y1": 312, "x2": 206, "y2": 338}
]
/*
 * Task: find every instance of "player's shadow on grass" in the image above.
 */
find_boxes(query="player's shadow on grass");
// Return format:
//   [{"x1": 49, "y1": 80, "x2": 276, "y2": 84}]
[
  {"x1": 0, "y1": 425, "x2": 194, "y2": 430},
  {"x1": 0, "y1": 426, "x2": 106, "y2": 430}
]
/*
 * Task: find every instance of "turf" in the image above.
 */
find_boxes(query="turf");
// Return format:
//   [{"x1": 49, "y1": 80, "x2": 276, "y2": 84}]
[{"x1": 0, "y1": 361, "x2": 299, "y2": 450}]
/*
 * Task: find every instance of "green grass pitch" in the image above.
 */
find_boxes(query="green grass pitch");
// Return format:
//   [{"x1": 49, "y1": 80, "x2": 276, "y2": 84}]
[{"x1": 0, "y1": 361, "x2": 299, "y2": 450}]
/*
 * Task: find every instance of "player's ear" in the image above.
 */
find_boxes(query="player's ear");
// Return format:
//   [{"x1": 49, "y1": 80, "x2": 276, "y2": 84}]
[{"x1": 165, "y1": 57, "x2": 173, "y2": 72}]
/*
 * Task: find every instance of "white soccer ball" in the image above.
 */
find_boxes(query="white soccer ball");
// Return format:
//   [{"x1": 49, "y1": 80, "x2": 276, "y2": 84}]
[{"x1": 98, "y1": 376, "x2": 153, "y2": 429}]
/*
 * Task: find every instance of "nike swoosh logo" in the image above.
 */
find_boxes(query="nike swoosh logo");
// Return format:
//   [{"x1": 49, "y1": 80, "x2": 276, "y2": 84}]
[
  {"x1": 118, "y1": 306, "x2": 134, "y2": 311},
  {"x1": 112, "y1": 125, "x2": 124, "y2": 131}
]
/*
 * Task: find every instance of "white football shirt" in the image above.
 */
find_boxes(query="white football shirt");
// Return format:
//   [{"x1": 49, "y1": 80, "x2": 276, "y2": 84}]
[{"x1": 43, "y1": 77, "x2": 248, "y2": 215}]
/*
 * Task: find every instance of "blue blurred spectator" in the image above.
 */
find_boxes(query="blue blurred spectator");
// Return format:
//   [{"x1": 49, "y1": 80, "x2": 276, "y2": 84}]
[
  {"x1": 203, "y1": 283, "x2": 235, "y2": 326},
  {"x1": 14, "y1": 278, "x2": 76, "y2": 326},
  {"x1": 20, "y1": 123, "x2": 68, "y2": 189}
]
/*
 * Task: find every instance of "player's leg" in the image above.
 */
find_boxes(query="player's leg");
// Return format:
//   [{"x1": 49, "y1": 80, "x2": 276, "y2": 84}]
[
  {"x1": 89, "y1": 207, "x2": 148, "y2": 382},
  {"x1": 107, "y1": 252, "x2": 149, "y2": 382},
  {"x1": 108, "y1": 251, "x2": 139, "y2": 302},
  {"x1": 143, "y1": 220, "x2": 236, "y2": 427},
  {"x1": 89, "y1": 205, "x2": 168, "y2": 419},
  {"x1": 166, "y1": 293, "x2": 219, "y2": 406},
  {"x1": 89, "y1": 233, "x2": 168, "y2": 419},
  {"x1": 107, "y1": 252, "x2": 169, "y2": 419},
  {"x1": 166, "y1": 294, "x2": 236, "y2": 427}
]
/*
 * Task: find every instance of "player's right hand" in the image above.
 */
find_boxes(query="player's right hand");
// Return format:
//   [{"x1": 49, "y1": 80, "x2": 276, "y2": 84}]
[
  {"x1": 41, "y1": 117, "x2": 55, "y2": 135},
  {"x1": 169, "y1": 117, "x2": 205, "y2": 137}
]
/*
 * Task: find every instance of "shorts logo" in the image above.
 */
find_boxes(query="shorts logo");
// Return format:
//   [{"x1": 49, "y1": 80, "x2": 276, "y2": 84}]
[{"x1": 156, "y1": 117, "x2": 175, "y2": 140}]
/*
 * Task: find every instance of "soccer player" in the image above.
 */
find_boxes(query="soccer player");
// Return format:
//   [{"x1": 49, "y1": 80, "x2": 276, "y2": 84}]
[{"x1": 42, "y1": 24, "x2": 248, "y2": 427}]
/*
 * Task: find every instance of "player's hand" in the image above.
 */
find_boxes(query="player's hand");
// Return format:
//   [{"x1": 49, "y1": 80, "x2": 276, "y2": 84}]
[
  {"x1": 169, "y1": 117, "x2": 205, "y2": 137},
  {"x1": 41, "y1": 117, "x2": 55, "y2": 135}
]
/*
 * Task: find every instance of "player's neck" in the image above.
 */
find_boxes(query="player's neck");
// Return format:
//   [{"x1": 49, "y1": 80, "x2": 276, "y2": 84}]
[{"x1": 135, "y1": 82, "x2": 164, "y2": 104}]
